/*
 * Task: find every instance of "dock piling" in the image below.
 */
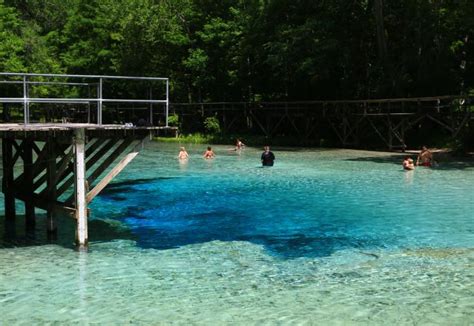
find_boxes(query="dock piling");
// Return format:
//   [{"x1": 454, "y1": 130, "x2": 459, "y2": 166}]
[{"x1": 74, "y1": 128, "x2": 88, "y2": 248}]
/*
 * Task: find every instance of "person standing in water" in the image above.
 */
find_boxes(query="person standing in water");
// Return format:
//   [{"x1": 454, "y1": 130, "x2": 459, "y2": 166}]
[
  {"x1": 416, "y1": 145, "x2": 433, "y2": 167},
  {"x1": 178, "y1": 147, "x2": 189, "y2": 160},
  {"x1": 261, "y1": 146, "x2": 275, "y2": 166},
  {"x1": 236, "y1": 138, "x2": 245, "y2": 150},
  {"x1": 402, "y1": 156, "x2": 415, "y2": 170},
  {"x1": 203, "y1": 146, "x2": 215, "y2": 159}
]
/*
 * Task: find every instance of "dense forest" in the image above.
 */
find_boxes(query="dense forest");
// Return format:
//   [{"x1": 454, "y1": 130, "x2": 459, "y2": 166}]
[{"x1": 1, "y1": 0, "x2": 473, "y2": 102}]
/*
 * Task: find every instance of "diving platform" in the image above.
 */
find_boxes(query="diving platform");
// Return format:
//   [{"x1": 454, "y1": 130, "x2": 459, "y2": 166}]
[{"x1": 0, "y1": 73, "x2": 175, "y2": 249}]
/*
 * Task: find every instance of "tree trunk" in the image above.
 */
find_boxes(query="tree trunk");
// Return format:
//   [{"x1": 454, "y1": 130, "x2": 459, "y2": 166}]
[{"x1": 374, "y1": 0, "x2": 387, "y2": 63}]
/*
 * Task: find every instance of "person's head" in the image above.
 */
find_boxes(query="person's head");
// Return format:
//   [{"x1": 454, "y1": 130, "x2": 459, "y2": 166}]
[
  {"x1": 404, "y1": 156, "x2": 411, "y2": 160},
  {"x1": 421, "y1": 145, "x2": 427, "y2": 151},
  {"x1": 207, "y1": 146, "x2": 212, "y2": 151},
  {"x1": 180, "y1": 147, "x2": 185, "y2": 151},
  {"x1": 264, "y1": 145, "x2": 270, "y2": 152}
]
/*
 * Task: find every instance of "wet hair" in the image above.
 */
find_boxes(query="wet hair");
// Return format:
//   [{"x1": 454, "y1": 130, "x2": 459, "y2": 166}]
[
  {"x1": 207, "y1": 146, "x2": 212, "y2": 151},
  {"x1": 404, "y1": 156, "x2": 411, "y2": 160}
]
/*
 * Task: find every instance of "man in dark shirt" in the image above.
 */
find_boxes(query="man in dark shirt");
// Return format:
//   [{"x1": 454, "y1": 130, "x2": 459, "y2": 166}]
[{"x1": 261, "y1": 146, "x2": 275, "y2": 166}]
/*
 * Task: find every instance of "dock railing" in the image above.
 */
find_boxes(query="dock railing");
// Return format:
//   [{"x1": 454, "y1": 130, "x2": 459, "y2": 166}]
[{"x1": 0, "y1": 72, "x2": 170, "y2": 126}]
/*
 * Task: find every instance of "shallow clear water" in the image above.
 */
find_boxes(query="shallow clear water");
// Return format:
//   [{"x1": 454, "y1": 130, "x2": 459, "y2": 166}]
[{"x1": 1, "y1": 143, "x2": 473, "y2": 324}]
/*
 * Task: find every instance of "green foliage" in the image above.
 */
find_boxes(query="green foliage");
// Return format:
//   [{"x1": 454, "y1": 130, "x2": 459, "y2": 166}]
[
  {"x1": 168, "y1": 114, "x2": 180, "y2": 127},
  {"x1": 203, "y1": 115, "x2": 221, "y2": 134},
  {"x1": 0, "y1": 0, "x2": 473, "y2": 101},
  {"x1": 155, "y1": 132, "x2": 212, "y2": 144},
  {"x1": 0, "y1": 2, "x2": 25, "y2": 72}
]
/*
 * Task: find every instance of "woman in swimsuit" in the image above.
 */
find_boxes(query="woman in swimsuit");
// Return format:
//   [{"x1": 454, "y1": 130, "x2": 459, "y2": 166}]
[{"x1": 203, "y1": 146, "x2": 215, "y2": 159}]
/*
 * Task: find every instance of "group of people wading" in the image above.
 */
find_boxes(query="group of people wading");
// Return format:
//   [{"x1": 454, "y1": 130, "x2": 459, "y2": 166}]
[
  {"x1": 177, "y1": 139, "x2": 276, "y2": 167},
  {"x1": 402, "y1": 146, "x2": 434, "y2": 170}
]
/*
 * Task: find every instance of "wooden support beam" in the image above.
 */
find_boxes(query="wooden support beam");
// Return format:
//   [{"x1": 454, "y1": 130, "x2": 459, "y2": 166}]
[
  {"x1": 11, "y1": 140, "x2": 24, "y2": 165},
  {"x1": 55, "y1": 147, "x2": 74, "y2": 183},
  {"x1": 13, "y1": 191, "x2": 75, "y2": 217},
  {"x1": 387, "y1": 117, "x2": 393, "y2": 150},
  {"x1": 368, "y1": 118, "x2": 390, "y2": 147},
  {"x1": 249, "y1": 110, "x2": 270, "y2": 137},
  {"x1": 86, "y1": 146, "x2": 140, "y2": 203},
  {"x1": 328, "y1": 119, "x2": 345, "y2": 145},
  {"x1": 2, "y1": 138, "x2": 16, "y2": 219},
  {"x1": 426, "y1": 114, "x2": 454, "y2": 133},
  {"x1": 286, "y1": 113, "x2": 302, "y2": 137},
  {"x1": 23, "y1": 139, "x2": 36, "y2": 228},
  {"x1": 74, "y1": 128, "x2": 88, "y2": 248},
  {"x1": 452, "y1": 111, "x2": 471, "y2": 138},
  {"x1": 270, "y1": 114, "x2": 287, "y2": 136},
  {"x1": 33, "y1": 145, "x2": 72, "y2": 191},
  {"x1": 37, "y1": 139, "x2": 102, "y2": 195},
  {"x1": 46, "y1": 139, "x2": 58, "y2": 234},
  {"x1": 56, "y1": 138, "x2": 117, "y2": 197},
  {"x1": 86, "y1": 138, "x2": 135, "y2": 187}
]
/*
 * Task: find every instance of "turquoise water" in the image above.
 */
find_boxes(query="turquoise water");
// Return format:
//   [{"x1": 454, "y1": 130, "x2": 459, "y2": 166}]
[{"x1": 0, "y1": 143, "x2": 473, "y2": 324}]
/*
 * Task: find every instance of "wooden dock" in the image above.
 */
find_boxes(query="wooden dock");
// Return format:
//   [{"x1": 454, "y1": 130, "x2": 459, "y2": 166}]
[
  {"x1": 170, "y1": 96, "x2": 473, "y2": 149},
  {"x1": 0, "y1": 124, "x2": 175, "y2": 248},
  {"x1": 0, "y1": 72, "x2": 173, "y2": 248}
]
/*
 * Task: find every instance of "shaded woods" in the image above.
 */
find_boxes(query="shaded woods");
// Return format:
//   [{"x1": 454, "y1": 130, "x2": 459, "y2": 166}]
[{"x1": 1, "y1": 0, "x2": 473, "y2": 102}]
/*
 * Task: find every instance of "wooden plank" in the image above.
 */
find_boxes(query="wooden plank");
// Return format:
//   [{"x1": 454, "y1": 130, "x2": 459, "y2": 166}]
[
  {"x1": 2, "y1": 138, "x2": 16, "y2": 218},
  {"x1": 249, "y1": 110, "x2": 269, "y2": 137},
  {"x1": 64, "y1": 137, "x2": 137, "y2": 205},
  {"x1": 33, "y1": 144, "x2": 74, "y2": 192},
  {"x1": 86, "y1": 151, "x2": 139, "y2": 203},
  {"x1": 86, "y1": 137, "x2": 135, "y2": 186},
  {"x1": 38, "y1": 138, "x2": 104, "y2": 194},
  {"x1": 13, "y1": 191, "x2": 75, "y2": 216},
  {"x1": 55, "y1": 147, "x2": 74, "y2": 183},
  {"x1": 23, "y1": 139, "x2": 36, "y2": 226},
  {"x1": 368, "y1": 118, "x2": 390, "y2": 147},
  {"x1": 55, "y1": 138, "x2": 118, "y2": 197},
  {"x1": 426, "y1": 114, "x2": 454, "y2": 133},
  {"x1": 46, "y1": 139, "x2": 58, "y2": 233},
  {"x1": 74, "y1": 128, "x2": 88, "y2": 248}
]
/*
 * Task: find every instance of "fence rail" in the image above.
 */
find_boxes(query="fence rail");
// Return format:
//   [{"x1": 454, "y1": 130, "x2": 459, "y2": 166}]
[{"x1": 0, "y1": 72, "x2": 169, "y2": 126}]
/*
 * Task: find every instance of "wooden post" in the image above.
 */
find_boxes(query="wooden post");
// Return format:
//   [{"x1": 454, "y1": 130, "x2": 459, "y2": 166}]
[
  {"x1": 23, "y1": 139, "x2": 36, "y2": 229},
  {"x1": 2, "y1": 138, "x2": 16, "y2": 219},
  {"x1": 46, "y1": 139, "x2": 57, "y2": 235},
  {"x1": 74, "y1": 128, "x2": 88, "y2": 248}
]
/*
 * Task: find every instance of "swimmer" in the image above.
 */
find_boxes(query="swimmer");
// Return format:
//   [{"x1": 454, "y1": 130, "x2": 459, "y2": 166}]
[
  {"x1": 177, "y1": 147, "x2": 189, "y2": 160},
  {"x1": 402, "y1": 156, "x2": 415, "y2": 170},
  {"x1": 261, "y1": 145, "x2": 275, "y2": 166},
  {"x1": 416, "y1": 145, "x2": 433, "y2": 167},
  {"x1": 203, "y1": 146, "x2": 215, "y2": 159},
  {"x1": 235, "y1": 138, "x2": 245, "y2": 150}
]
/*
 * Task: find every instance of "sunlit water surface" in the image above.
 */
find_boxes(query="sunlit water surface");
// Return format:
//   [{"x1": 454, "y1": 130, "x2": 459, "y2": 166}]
[{"x1": 0, "y1": 143, "x2": 473, "y2": 324}]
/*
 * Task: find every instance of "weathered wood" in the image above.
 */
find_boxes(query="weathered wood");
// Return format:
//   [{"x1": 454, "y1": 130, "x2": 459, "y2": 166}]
[
  {"x1": 2, "y1": 138, "x2": 16, "y2": 219},
  {"x1": 46, "y1": 139, "x2": 58, "y2": 233},
  {"x1": 86, "y1": 150, "x2": 139, "y2": 203},
  {"x1": 86, "y1": 138, "x2": 135, "y2": 187},
  {"x1": 74, "y1": 128, "x2": 88, "y2": 248},
  {"x1": 23, "y1": 139, "x2": 36, "y2": 227},
  {"x1": 426, "y1": 114, "x2": 454, "y2": 133},
  {"x1": 56, "y1": 138, "x2": 118, "y2": 197},
  {"x1": 13, "y1": 191, "x2": 75, "y2": 216},
  {"x1": 32, "y1": 145, "x2": 73, "y2": 192}
]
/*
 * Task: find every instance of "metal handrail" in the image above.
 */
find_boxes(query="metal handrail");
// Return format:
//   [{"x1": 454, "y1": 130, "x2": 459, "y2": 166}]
[
  {"x1": 0, "y1": 72, "x2": 167, "y2": 81},
  {"x1": 0, "y1": 72, "x2": 170, "y2": 126}
]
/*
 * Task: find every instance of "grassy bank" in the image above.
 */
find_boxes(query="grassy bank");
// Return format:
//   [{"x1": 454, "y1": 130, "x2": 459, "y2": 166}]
[{"x1": 154, "y1": 133, "x2": 317, "y2": 147}]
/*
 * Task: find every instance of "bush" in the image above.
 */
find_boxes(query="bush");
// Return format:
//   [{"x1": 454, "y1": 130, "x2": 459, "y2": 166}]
[
  {"x1": 203, "y1": 115, "x2": 221, "y2": 134},
  {"x1": 168, "y1": 114, "x2": 179, "y2": 127}
]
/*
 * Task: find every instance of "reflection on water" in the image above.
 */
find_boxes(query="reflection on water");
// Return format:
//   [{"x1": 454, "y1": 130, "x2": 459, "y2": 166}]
[
  {"x1": 404, "y1": 169, "x2": 415, "y2": 185},
  {"x1": 0, "y1": 144, "x2": 473, "y2": 324}
]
